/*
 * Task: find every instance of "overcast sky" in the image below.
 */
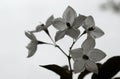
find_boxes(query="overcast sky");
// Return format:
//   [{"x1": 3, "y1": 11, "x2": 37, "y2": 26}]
[{"x1": 0, "y1": 0, "x2": 120, "y2": 79}]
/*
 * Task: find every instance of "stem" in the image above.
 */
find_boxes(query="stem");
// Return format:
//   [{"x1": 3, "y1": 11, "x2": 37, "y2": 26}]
[
  {"x1": 45, "y1": 29, "x2": 73, "y2": 79},
  {"x1": 45, "y1": 29, "x2": 68, "y2": 57},
  {"x1": 56, "y1": 45, "x2": 68, "y2": 57},
  {"x1": 69, "y1": 31, "x2": 86, "y2": 50}
]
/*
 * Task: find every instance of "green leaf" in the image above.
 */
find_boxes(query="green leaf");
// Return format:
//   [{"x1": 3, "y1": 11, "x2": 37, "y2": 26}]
[
  {"x1": 92, "y1": 56, "x2": 120, "y2": 79},
  {"x1": 55, "y1": 30, "x2": 66, "y2": 42},
  {"x1": 40, "y1": 64, "x2": 72, "y2": 79},
  {"x1": 114, "y1": 77, "x2": 120, "y2": 79},
  {"x1": 78, "y1": 70, "x2": 90, "y2": 79}
]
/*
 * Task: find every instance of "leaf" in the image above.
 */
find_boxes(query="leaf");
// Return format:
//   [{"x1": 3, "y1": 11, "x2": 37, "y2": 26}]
[
  {"x1": 40, "y1": 64, "x2": 72, "y2": 79},
  {"x1": 55, "y1": 30, "x2": 66, "y2": 42},
  {"x1": 81, "y1": 35, "x2": 96, "y2": 53},
  {"x1": 63, "y1": 6, "x2": 77, "y2": 25},
  {"x1": 52, "y1": 18, "x2": 67, "y2": 31},
  {"x1": 46, "y1": 15, "x2": 54, "y2": 27},
  {"x1": 92, "y1": 56, "x2": 120, "y2": 79},
  {"x1": 78, "y1": 70, "x2": 90, "y2": 79},
  {"x1": 88, "y1": 49, "x2": 106, "y2": 62},
  {"x1": 66, "y1": 28, "x2": 80, "y2": 39},
  {"x1": 114, "y1": 77, "x2": 120, "y2": 79},
  {"x1": 73, "y1": 14, "x2": 87, "y2": 29}
]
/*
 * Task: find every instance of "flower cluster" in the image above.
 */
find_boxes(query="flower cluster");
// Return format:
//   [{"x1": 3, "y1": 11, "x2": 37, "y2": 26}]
[{"x1": 25, "y1": 6, "x2": 106, "y2": 76}]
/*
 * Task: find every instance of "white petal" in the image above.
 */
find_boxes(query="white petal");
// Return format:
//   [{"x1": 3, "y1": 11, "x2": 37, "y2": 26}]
[
  {"x1": 85, "y1": 60, "x2": 98, "y2": 74},
  {"x1": 81, "y1": 35, "x2": 95, "y2": 53},
  {"x1": 73, "y1": 14, "x2": 86, "y2": 29},
  {"x1": 55, "y1": 30, "x2": 66, "y2": 42},
  {"x1": 26, "y1": 41, "x2": 38, "y2": 58},
  {"x1": 66, "y1": 28, "x2": 80, "y2": 39},
  {"x1": 46, "y1": 15, "x2": 54, "y2": 27},
  {"x1": 88, "y1": 49, "x2": 106, "y2": 62},
  {"x1": 52, "y1": 18, "x2": 67, "y2": 31},
  {"x1": 74, "y1": 58, "x2": 85, "y2": 73},
  {"x1": 63, "y1": 6, "x2": 77, "y2": 25},
  {"x1": 25, "y1": 31, "x2": 37, "y2": 41},
  {"x1": 83, "y1": 16, "x2": 95, "y2": 29},
  {"x1": 90, "y1": 26, "x2": 105, "y2": 38},
  {"x1": 70, "y1": 48, "x2": 84, "y2": 61}
]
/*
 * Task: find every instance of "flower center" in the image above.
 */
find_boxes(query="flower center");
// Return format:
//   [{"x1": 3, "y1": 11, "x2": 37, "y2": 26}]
[
  {"x1": 83, "y1": 55, "x2": 89, "y2": 60},
  {"x1": 88, "y1": 27, "x2": 95, "y2": 31},
  {"x1": 41, "y1": 24, "x2": 44, "y2": 26},
  {"x1": 66, "y1": 22, "x2": 71, "y2": 28}
]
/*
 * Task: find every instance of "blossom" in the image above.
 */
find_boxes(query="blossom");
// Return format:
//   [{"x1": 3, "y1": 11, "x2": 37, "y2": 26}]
[
  {"x1": 53, "y1": 6, "x2": 86, "y2": 41},
  {"x1": 70, "y1": 35, "x2": 106, "y2": 73},
  {"x1": 31, "y1": 15, "x2": 54, "y2": 33},
  {"x1": 83, "y1": 16, "x2": 104, "y2": 39},
  {"x1": 25, "y1": 31, "x2": 38, "y2": 58}
]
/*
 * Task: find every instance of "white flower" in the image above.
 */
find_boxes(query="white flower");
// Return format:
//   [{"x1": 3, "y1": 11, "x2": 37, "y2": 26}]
[
  {"x1": 83, "y1": 16, "x2": 104, "y2": 39},
  {"x1": 25, "y1": 31, "x2": 38, "y2": 58},
  {"x1": 70, "y1": 35, "x2": 106, "y2": 73},
  {"x1": 53, "y1": 6, "x2": 86, "y2": 41},
  {"x1": 32, "y1": 15, "x2": 54, "y2": 33},
  {"x1": 70, "y1": 48, "x2": 106, "y2": 74}
]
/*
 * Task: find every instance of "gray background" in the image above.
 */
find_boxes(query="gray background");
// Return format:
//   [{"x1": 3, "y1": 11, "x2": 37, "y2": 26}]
[{"x1": 0, "y1": 0, "x2": 120, "y2": 79}]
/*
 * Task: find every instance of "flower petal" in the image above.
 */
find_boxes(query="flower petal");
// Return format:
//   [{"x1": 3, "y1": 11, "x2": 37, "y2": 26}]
[
  {"x1": 74, "y1": 58, "x2": 85, "y2": 73},
  {"x1": 46, "y1": 15, "x2": 54, "y2": 27},
  {"x1": 90, "y1": 26, "x2": 105, "y2": 38},
  {"x1": 73, "y1": 14, "x2": 86, "y2": 29},
  {"x1": 81, "y1": 35, "x2": 95, "y2": 53},
  {"x1": 52, "y1": 18, "x2": 67, "y2": 31},
  {"x1": 55, "y1": 30, "x2": 66, "y2": 42},
  {"x1": 25, "y1": 31, "x2": 37, "y2": 41},
  {"x1": 70, "y1": 48, "x2": 84, "y2": 61},
  {"x1": 66, "y1": 28, "x2": 80, "y2": 39},
  {"x1": 63, "y1": 6, "x2": 77, "y2": 25},
  {"x1": 35, "y1": 24, "x2": 45, "y2": 32},
  {"x1": 83, "y1": 16, "x2": 95, "y2": 29},
  {"x1": 88, "y1": 49, "x2": 106, "y2": 62},
  {"x1": 85, "y1": 60, "x2": 98, "y2": 74},
  {"x1": 26, "y1": 41, "x2": 38, "y2": 58}
]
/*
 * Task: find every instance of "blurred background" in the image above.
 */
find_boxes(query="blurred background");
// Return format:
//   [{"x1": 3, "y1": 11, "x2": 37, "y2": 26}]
[{"x1": 0, "y1": 0, "x2": 120, "y2": 79}]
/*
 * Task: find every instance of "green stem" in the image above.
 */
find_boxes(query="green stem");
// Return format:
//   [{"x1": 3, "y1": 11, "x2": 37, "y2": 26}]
[
  {"x1": 69, "y1": 31, "x2": 86, "y2": 50},
  {"x1": 56, "y1": 45, "x2": 68, "y2": 57},
  {"x1": 45, "y1": 29, "x2": 73, "y2": 79}
]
